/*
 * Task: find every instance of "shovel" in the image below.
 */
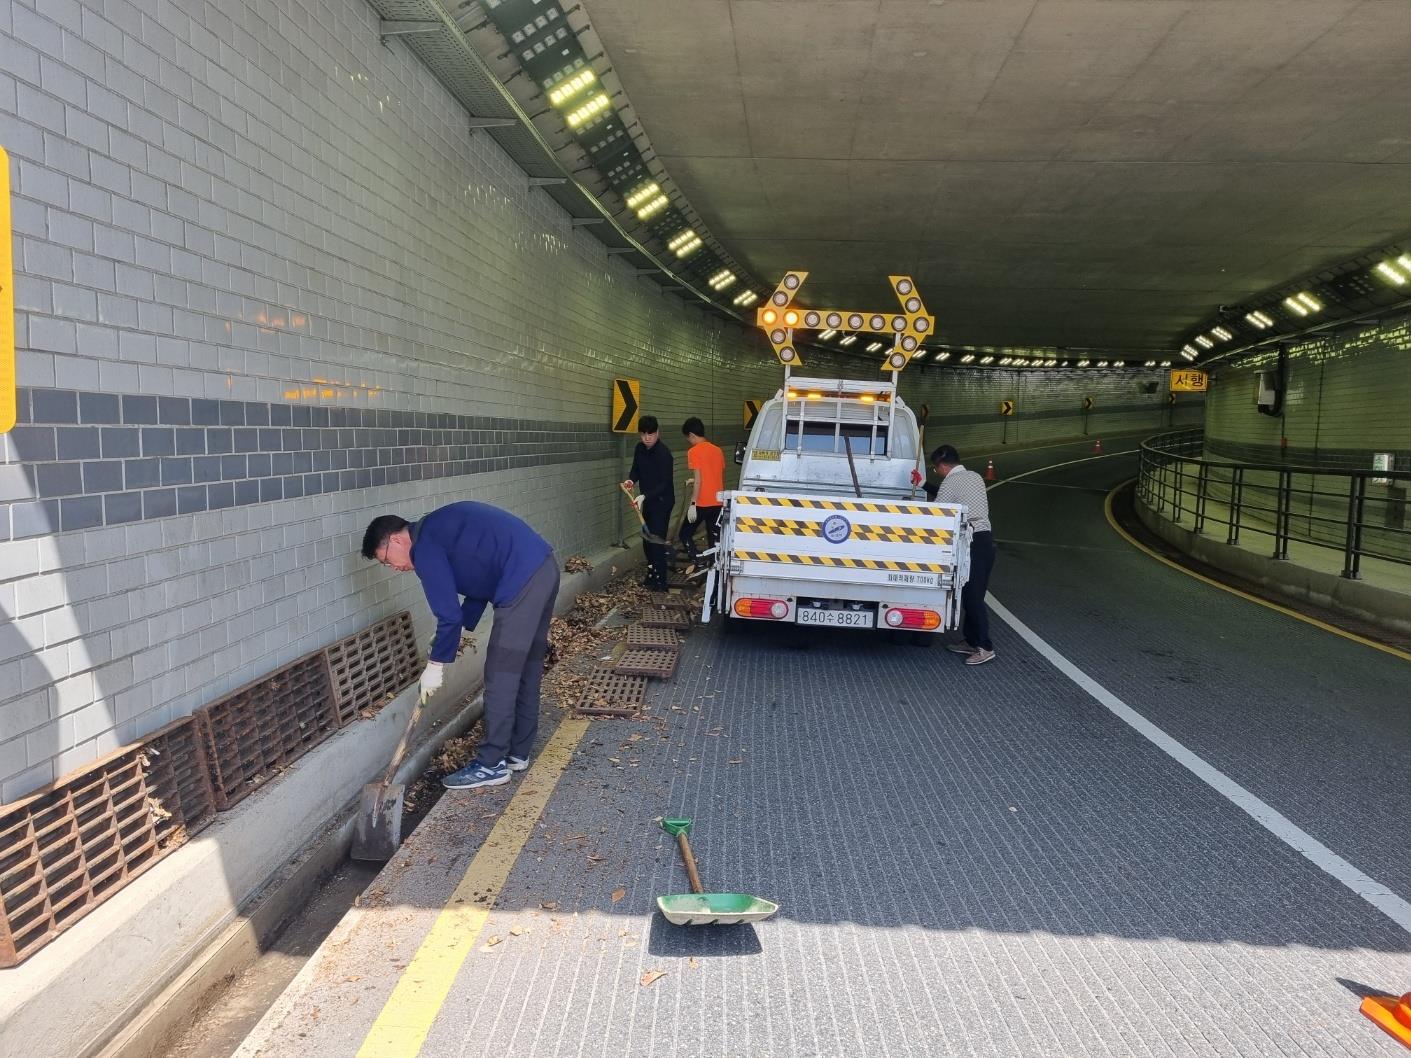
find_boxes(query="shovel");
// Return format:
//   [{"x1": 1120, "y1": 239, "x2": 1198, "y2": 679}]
[
  {"x1": 655, "y1": 818, "x2": 779, "y2": 926},
  {"x1": 620, "y1": 482, "x2": 673, "y2": 546},
  {"x1": 351, "y1": 694, "x2": 424, "y2": 862}
]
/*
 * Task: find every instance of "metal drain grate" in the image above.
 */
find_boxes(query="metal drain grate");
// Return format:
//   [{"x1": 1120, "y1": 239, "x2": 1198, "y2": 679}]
[
  {"x1": 640, "y1": 606, "x2": 691, "y2": 630},
  {"x1": 0, "y1": 732, "x2": 197, "y2": 967},
  {"x1": 324, "y1": 610, "x2": 421, "y2": 725},
  {"x1": 140, "y1": 716, "x2": 216, "y2": 846},
  {"x1": 649, "y1": 590, "x2": 697, "y2": 612},
  {"x1": 612, "y1": 647, "x2": 679, "y2": 680},
  {"x1": 195, "y1": 651, "x2": 338, "y2": 810},
  {"x1": 572, "y1": 668, "x2": 648, "y2": 718},
  {"x1": 625, "y1": 625, "x2": 681, "y2": 652}
]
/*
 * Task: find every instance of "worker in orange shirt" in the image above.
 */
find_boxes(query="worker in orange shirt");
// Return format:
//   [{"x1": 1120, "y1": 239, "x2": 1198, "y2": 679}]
[{"x1": 678, "y1": 417, "x2": 725, "y2": 576}]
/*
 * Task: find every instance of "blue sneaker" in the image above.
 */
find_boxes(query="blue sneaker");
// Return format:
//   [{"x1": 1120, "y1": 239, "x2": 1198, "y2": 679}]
[
  {"x1": 507, "y1": 755, "x2": 529, "y2": 772},
  {"x1": 442, "y1": 760, "x2": 510, "y2": 789}
]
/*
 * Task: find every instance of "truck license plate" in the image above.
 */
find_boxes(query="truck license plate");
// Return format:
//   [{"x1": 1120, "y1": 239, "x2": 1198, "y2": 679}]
[{"x1": 796, "y1": 608, "x2": 875, "y2": 629}]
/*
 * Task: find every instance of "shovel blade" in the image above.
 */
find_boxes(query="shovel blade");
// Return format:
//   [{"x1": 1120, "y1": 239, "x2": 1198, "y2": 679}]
[
  {"x1": 655, "y1": 892, "x2": 779, "y2": 926},
  {"x1": 351, "y1": 782, "x2": 404, "y2": 862}
]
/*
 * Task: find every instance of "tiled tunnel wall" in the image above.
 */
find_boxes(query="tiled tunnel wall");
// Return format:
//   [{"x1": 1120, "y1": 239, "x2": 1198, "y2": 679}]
[
  {"x1": 1205, "y1": 313, "x2": 1411, "y2": 470},
  {"x1": 0, "y1": 0, "x2": 1192, "y2": 800}
]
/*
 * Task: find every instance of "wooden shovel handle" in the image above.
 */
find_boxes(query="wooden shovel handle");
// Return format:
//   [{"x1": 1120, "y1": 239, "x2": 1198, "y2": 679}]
[
  {"x1": 676, "y1": 831, "x2": 705, "y2": 894},
  {"x1": 620, "y1": 482, "x2": 648, "y2": 525},
  {"x1": 379, "y1": 695, "x2": 424, "y2": 792}
]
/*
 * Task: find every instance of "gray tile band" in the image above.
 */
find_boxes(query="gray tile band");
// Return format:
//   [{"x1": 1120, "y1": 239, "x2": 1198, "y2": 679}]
[{"x1": 4, "y1": 387, "x2": 615, "y2": 535}]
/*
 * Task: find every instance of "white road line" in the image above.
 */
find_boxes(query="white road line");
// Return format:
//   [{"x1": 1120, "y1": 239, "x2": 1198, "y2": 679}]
[{"x1": 988, "y1": 588, "x2": 1411, "y2": 936}]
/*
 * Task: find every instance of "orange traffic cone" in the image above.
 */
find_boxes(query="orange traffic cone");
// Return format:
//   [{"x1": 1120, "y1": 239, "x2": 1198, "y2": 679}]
[
  {"x1": 1362, "y1": 991, "x2": 1411, "y2": 1048},
  {"x1": 985, "y1": 459, "x2": 996, "y2": 482},
  {"x1": 1093, "y1": 438, "x2": 1103, "y2": 454}
]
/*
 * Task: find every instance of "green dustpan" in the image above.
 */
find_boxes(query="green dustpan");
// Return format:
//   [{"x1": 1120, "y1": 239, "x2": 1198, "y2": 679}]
[{"x1": 656, "y1": 818, "x2": 779, "y2": 926}]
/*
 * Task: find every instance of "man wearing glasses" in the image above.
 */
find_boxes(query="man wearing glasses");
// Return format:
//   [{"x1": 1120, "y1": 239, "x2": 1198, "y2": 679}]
[{"x1": 361, "y1": 502, "x2": 558, "y2": 788}]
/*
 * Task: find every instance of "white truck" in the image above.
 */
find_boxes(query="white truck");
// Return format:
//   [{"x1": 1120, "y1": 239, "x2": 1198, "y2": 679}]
[{"x1": 703, "y1": 376, "x2": 971, "y2": 636}]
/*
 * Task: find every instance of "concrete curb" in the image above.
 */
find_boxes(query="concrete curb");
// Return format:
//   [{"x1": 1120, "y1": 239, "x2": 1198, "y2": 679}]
[
  {"x1": 1137, "y1": 504, "x2": 1411, "y2": 636},
  {"x1": 0, "y1": 545, "x2": 639, "y2": 1058}
]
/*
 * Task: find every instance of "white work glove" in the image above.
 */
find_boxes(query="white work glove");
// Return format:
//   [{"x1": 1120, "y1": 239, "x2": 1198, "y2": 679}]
[
  {"x1": 632, "y1": 494, "x2": 646, "y2": 511},
  {"x1": 687, "y1": 503, "x2": 698, "y2": 523},
  {"x1": 418, "y1": 660, "x2": 444, "y2": 703}
]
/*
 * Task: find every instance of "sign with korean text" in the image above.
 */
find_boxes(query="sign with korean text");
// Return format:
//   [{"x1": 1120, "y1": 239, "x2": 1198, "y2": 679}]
[{"x1": 1169, "y1": 369, "x2": 1208, "y2": 393}]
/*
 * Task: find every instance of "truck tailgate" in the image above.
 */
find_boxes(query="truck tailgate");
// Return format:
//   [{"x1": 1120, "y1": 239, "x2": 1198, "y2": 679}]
[{"x1": 724, "y1": 492, "x2": 963, "y2": 589}]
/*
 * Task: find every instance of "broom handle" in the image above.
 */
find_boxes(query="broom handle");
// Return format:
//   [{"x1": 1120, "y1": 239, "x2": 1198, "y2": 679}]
[{"x1": 676, "y1": 832, "x2": 705, "y2": 894}]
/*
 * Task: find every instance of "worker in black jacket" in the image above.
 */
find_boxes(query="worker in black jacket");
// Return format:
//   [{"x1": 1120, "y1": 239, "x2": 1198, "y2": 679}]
[{"x1": 622, "y1": 415, "x2": 674, "y2": 590}]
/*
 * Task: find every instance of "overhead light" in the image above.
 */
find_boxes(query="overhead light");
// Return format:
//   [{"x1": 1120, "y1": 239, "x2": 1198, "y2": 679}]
[
  {"x1": 635, "y1": 194, "x2": 668, "y2": 220},
  {"x1": 980, "y1": 355, "x2": 994, "y2": 365},
  {"x1": 839, "y1": 335, "x2": 858, "y2": 346},
  {"x1": 934, "y1": 351, "x2": 950, "y2": 362},
  {"x1": 1195, "y1": 335, "x2": 1213, "y2": 348},
  {"x1": 548, "y1": 68, "x2": 597, "y2": 106},
  {"x1": 960, "y1": 354, "x2": 975, "y2": 364},
  {"x1": 1144, "y1": 360, "x2": 1156, "y2": 367},
  {"x1": 911, "y1": 350, "x2": 928, "y2": 361},
  {"x1": 708, "y1": 269, "x2": 736, "y2": 291},
  {"x1": 1180, "y1": 349, "x2": 1198, "y2": 361},
  {"x1": 1246, "y1": 309, "x2": 1274, "y2": 329},
  {"x1": 1211, "y1": 326, "x2": 1232, "y2": 341},
  {"x1": 1375, "y1": 260, "x2": 1407, "y2": 285},
  {"x1": 866, "y1": 341, "x2": 883, "y2": 352},
  {"x1": 667, "y1": 229, "x2": 702, "y2": 258},
  {"x1": 1077, "y1": 359, "x2": 1090, "y2": 367},
  {"x1": 565, "y1": 92, "x2": 611, "y2": 128},
  {"x1": 818, "y1": 328, "x2": 838, "y2": 340},
  {"x1": 1160, "y1": 360, "x2": 1171, "y2": 367},
  {"x1": 732, "y1": 290, "x2": 757, "y2": 307},
  {"x1": 1097, "y1": 360, "x2": 1109, "y2": 368}
]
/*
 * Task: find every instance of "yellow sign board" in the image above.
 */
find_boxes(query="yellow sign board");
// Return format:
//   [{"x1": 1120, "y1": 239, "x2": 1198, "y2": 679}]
[
  {"x1": 756, "y1": 272, "x2": 935, "y2": 370},
  {"x1": 1, "y1": 146, "x2": 14, "y2": 434},
  {"x1": 611, "y1": 378, "x2": 640, "y2": 433},
  {"x1": 743, "y1": 399, "x2": 762, "y2": 430},
  {"x1": 1170, "y1": 369, "x2": 1208, "y2": 393},
  {"x1": 999, "y1": 400, "x2": 1014, "y2": 416},
  {"x1": 1082, "y1": 396, "x2": 1094, "y2": 411}
]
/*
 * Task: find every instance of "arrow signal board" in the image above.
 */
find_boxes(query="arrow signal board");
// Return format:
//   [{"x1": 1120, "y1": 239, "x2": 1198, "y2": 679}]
[{"x1": 756, "y1": 272, "x2": 935, "y2": 370}]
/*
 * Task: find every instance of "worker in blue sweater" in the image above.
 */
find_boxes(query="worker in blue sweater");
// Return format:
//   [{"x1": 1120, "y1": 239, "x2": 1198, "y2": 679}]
[{"x1": 361, "y1": 502, "x2": 558, "y2": 789}]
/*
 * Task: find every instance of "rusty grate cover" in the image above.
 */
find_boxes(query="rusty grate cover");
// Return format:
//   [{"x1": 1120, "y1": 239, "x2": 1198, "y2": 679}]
[
  {"x1": 324, "y1": 610, "x2": 421, "y2": 725},
  {"x1": 0, "y1": 724, "x2": 211, "y2": 968},
  {"x1": 625, "y1": 625, "x2": 681, "y2": 652},
  {"x1": 649, "y1": 590, "x2": 696, "y2": 612},
  {"x1": 640, "y1": 606, "x2": 691, "y2": 630},
  {"x1": 195, "y1": 651, "x2": 338, "y2": 810},
  {"x1": 572, "y1": 668, "x2": 648, "y2": 718},
  {"x1": 612, "y1": 647, "x2": 679, "y2": 680}
]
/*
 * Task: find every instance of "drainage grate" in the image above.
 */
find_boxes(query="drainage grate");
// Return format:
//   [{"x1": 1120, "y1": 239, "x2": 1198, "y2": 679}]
[
  {"x1": 0, "y1": 736, "x2": 192, "y2": 967},
  {"x1": 572, "y1": 668, "x2": 649, "y2": 718},
  {"x1": 640, "y1": 606, "x2": 691, "y2": 630},
  {"x1": 324, "y1": 610, "x2": 421, "y2": 725},
  {"x1": 140, "y1": 716, "x2": 217, "y2": 847},
  {"x1": 612, "y1": 647, "x2": 679, "y2": 680},
  {"x1": 195, "y1": 651, "x2": 338, "y2": 810},
  {"x1": 625, "y1": 625, "x2": 681, "y2": 652},
  {"x1": 649, "y1": 590, "x2": 697, "y2": 612}
]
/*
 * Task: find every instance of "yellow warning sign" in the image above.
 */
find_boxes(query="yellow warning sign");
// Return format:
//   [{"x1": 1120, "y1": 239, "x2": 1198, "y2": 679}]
[
  {"x1": 0, "y1": 146, "x2": 15, "y2": 434},
  {"x1": 611, "y1": 378, "x2": 640, "y2": 433},
  {"x1": 743, "y1": 399, "x2": 762, "y2": 430},
  {"x1": 999, "y1": 400, "x2": 1014, "y2": 416},
  {"x1": 1082, "y1": 396, "x2": 1094, "y2": 411},
  {"x1": 1170, "y1": 369, "x2": 1208, "y2": 393}
]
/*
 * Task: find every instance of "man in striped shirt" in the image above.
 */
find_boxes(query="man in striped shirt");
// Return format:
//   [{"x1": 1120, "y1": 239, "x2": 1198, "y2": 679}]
[{"x1": 931, "y1": 445, "x2": 996, "y2": 665}]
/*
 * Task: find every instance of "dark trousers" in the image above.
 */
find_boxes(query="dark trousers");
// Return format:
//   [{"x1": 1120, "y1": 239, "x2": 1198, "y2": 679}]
[
  {"x1": 642, "y1": 498, "x2": 672, "y2": 585},
  {"x1": 677, "y1": 505, "x2": 722, "y2": 562},
  {"x1": 474, "y1": 554, "x2": 560, "y2": 766},
  {"x1": 961, "y1": 531, "x2": 995, "y2": 651}
]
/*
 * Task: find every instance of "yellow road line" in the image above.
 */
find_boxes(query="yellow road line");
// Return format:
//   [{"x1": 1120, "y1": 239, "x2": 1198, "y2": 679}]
[
  {"x1": 1103, "y1": 480, "x2": 1411, "y2": 665},
  {"x1": 355, "y1": 716, "x2": 591, "y2": 1058}
]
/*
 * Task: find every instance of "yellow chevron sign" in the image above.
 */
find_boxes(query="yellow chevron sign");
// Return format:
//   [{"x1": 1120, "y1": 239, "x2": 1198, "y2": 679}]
[
  {"x1": 734, "y1": 550, "x2": 950, "y2": 574},
  {"x1": 735, "y1": 495, "x2": 955, "y2": 517},
  {"x1": 743, "y1": 399, "x2": 762, "y2": 429},
  {"x1": 611, "y1": 377, "x2": 640, "y2": 433},
  {"x1": 755, "y1": 272, "x2": 934, "y2": 370},
  {"x1": 999, "y1": 400, "x2": 1014, "y2": 416},
  {"x1": 735, "y1": 517, "x2": 953, "y2": 545}
]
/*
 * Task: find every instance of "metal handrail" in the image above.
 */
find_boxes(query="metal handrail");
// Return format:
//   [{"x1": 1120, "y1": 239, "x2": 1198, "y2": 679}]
[{"x1": 1137, "y1": 430, "x2": 1411, "y2": 578}]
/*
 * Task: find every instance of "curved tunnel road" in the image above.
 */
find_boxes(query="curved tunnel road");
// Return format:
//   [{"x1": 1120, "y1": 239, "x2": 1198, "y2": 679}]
[{"x1": 234, "y1": 438, "x2": 1411, "y2": 1058}]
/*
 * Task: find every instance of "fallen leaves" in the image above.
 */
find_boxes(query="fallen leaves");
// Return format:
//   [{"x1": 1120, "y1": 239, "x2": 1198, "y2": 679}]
[
  {"x1": 610, "y1": 887, "x2": 626, "y2": 903},
  {"x1": 640, "y1": 970, "x2": 667, "y2": 987}
]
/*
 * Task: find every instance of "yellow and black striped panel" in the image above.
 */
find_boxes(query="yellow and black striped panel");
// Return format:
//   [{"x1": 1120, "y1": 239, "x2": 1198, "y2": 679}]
[
  {"x1": 735, "y1": 495, "x2": 956, "y2": 517},
  {"x1": 734, "y1": 517, "x2": 953, "y2": 546},
  {"x1": 733, "y1": 550, "x2": 950, "y2": 574}
]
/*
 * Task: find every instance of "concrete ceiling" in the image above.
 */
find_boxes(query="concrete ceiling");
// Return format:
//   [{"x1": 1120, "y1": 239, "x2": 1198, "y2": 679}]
[{"x1": 581, "y1": 0, "x2": 1411, "y2": 354}]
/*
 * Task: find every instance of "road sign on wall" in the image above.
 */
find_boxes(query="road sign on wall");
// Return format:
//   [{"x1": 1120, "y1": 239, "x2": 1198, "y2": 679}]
[
  {"x1": 743, "y1": 399, "x2": 762, "y2": 430},
  {"x1": 1170, "y1": 369, "x2": 1208, "y2": 393},
  {"x1": 999, "y1": 400, "x2": 1014, "y2": 416},
  {"x1": 1082, "y1": 396, "x2": 1094, "y2": 411},
  {"x1": 611, "y1": 378, "x2": 640, "y2": 433},
  {"x1": 1, "y1": 146, "x2": 14, "y2": 433}
]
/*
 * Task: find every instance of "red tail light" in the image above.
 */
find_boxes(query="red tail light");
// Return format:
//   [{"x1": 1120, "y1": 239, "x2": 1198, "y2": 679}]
[
  {"x1": 734, "y1": 598, "x2": 789, "y2": 620},
  {"x1": 884, "y1": 607, "x2": 940, "y2": 630}
]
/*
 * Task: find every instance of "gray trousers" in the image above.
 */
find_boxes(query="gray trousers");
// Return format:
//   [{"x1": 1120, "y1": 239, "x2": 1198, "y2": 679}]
[{"x1": 476, "y1": 554, "x2": 560, "y2": 766}]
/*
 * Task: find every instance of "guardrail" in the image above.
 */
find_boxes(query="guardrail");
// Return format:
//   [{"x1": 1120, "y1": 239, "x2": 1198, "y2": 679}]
[{"x1": 1137, "y1": 430, "x2": 1411, "y2": 578}]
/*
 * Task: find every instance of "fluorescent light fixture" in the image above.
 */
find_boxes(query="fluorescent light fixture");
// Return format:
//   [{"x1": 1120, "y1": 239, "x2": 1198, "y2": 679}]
[
  {"x1": 548, "y1": 68, "x2": 597, "y2": 106},
  {"x1": 732, "y1": 290, "x2": 757, "y2": 307},
  {"x1": 865, "y1": 341, "x2": 883, "y2": 352},
  {"x1": 1296, "y1": 291, "x2": 1321, "y2": 312},
  {"x1": 1180, "y1": 349, "x2": 1198, "y2": 361},
  {"x1": 1245, "y1": 310, "x2": 1274, "y2": 329},
  {"x1": 1144, "y1": 360, "x2": 1155, "y2": 367},
  {"x1": 1160, "y1": 360, "x2": 1171, "y2": 367},
  {"x1": 565, "y1": 92, "x2": 611, "y2": 128},
  {"x1": 625, "y1": 181, "x2": 661, "y2": 209},
  {"x1": 1211, "y1": 326, "x2": 1232, "y2": 341},
  {"x1": 708, "y1": 269, "x2": 736, "y2": 291},
  {"x1": 910, "y1": 350, "x2": 928, "y2": 361},
  {"x1": 1376, "y1": 261, "x2": 1407, "y2": 285},
  {"x1": 667, "y1": 229, "x2": 702, "y2": 258},
  {"x1": 839, "y1": 335, "x2": 858, "y2": 346},
  {"x1": 635, "y1": 194, "x2": 668, "y2": 220},
  {"x1": 1097, "y1": 360, "x2": 1109, "y2": 368},
  {"x1": 960, "y1": 354, "x2": 975, "y2": 363},
  {"x1": 980, "y1": 356, "x2": 995, "y2": 365},
  {"x1": 1077, "y1": 360, "x2": 1090, "y2": 367},
  {"x1": 934, "y1": 352, "x2": 950, "y2": 362},
  {"x1": 818, "y1": 328, "x2": 838, "y2": 340},
  {"x1": 1196, "y1": 335, "x2": 1213, "y2": 348}
]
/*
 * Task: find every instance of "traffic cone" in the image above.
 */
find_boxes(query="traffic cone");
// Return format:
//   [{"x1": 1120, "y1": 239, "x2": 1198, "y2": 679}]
[
  {"x1": 985, "y1": 459, "x2": 996, "y2": 482},
  {"x1": 1093, "y1": 438, "x2": 1103, "y2": 454},
  {"x1": 1361, "y1": 991, "x2": 1411, "y2": 1048}
]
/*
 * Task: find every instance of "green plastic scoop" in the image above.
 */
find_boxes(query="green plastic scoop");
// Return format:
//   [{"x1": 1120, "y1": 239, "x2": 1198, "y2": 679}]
[{"x1": 656, "y1": 818, "x2": 779, "y2": 926}]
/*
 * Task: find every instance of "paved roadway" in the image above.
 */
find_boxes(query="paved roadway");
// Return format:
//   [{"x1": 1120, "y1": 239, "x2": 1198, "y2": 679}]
[{"x1": 233, "y1": 438, "x2": 1411, "y2": 1058}]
